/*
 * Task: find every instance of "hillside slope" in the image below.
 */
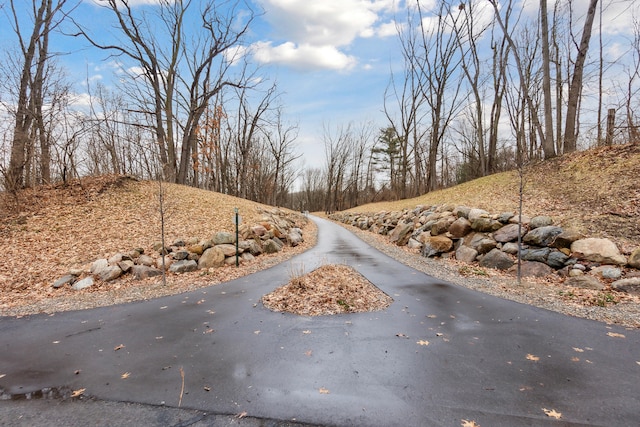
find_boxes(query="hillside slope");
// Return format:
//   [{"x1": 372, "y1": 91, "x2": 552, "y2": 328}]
[{"x1": 349, "y1": 143, "x2": 640, "y2": 250}]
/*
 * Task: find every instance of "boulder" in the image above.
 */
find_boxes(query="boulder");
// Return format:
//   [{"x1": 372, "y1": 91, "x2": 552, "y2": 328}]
[
  {"x1": 173, "y1": 250, "x2": 189, "y2": 260},
  {"x1": 53, "y1": 274, "x2": 76, "y2": 289},
  {"x1": 389, "y1": 221, "x2": 414, "y2": 246},
  {"x1": 169, "y1": 260, "x2": 198, "y2": 273},
  {"x1": 529, "y1": 215, "x2": 553, "y2": 229},
  {"x1": 287, "y1": 228, "x2": 304, "y2": 246},
  {"x1": 510, "y1": 261, "x2": 554, "y2": 277},
  {"x1": 565, "y1": 275, "x2": 605, "y2": 290},
  {"x1": 611, "y1": 278, "x2": 640, "y2": 295},
  {"x1": 550, "y1": 230, "x2": 582, "y2": 249},
  {"x1": 156, "y1": 255, "x2": 172, "y2": 270},
  {"x1": 98, "y1": 265, "x2": 123, "y2": 282},
  {"x1": 421, "y1": 236, "x2": 453, "y2": 257},
  {"x1": 468, "y1": 208, "x2": 490, "y2": 222},
  {"x1": 407, "y1": 238, "x2": 423, "y2": 250},
  {"x1": 453, "y1": 206, "x2": 471, "y2": 219},
  {"x1": 137, "y1": 254, "x2": 155, "y2": 267},
  {"x1": 247, "y1": 239, "x2": 263, "y2": 256},
  {"x1": 217, "y1": 244, "x2": 239, "y2": 257},
  {"x1": 523, "y1": 226, "x2": 563, "y2": 247},
  {"x1": 251, "y1": 225, "x2": 268, "y2": 237},
  {"x1": 522, "y1": 247, "x2": 551, "y2": 263},
  {"x1": 90, "y1": 259, "x2": 109, "y2": 274},
  {"x1": 187, "y1": 244, "x2": 204, "y2": 255},
  {"x1": 118, "y1": 260, "x2": 135, "y2": 273},
  {"x1": 212, "y1": 232, "x2": 235, "y2": 245},
  {"x1": 501, "y1": 242, "x2": 521, "y2": 255},
  {"x1": 628, "y1": 247, "x2": 640, "y2": 269},
  {"x1": 262, "y1": 239, "x2": 281, "y2": 254},
  {"x1": 431, "y1": 217, "x2": 454, "y2": 235},
  {"x1": 455, "y1": 246, "x2": 478, "y2": 263},
  {"x1": 198, "y1": 247, "x2": 226, "y2": 269},
  {"x1": 71, "y1": 277, "x2": 94, "y2": 290},
  {"x1": 571, "y1": 238, "x2": 627, "y2": 265},
  {"x1": 471, "y1": 217, "x2": 503, "y2": 232},
  {"x1": 493, "y1": 223, "x2": 525, "y2": 243},
  {"x1": 478, "y1": 249, "x2": 514, "y2": 270},
  {"x1": 131, "y1": 265, "x2": 163, "y2": 280},
  {"x1": 497, "y1": 212, "x2": 515, "y2": 223},
  {"x1": 589, "y1": 266, "x2": 622, "y2": 280},
  {"x1": 241, "y1": 252, "x2": 255, "y2": 262},
  {"x1": 448, "y1": 217, "x2": 472, "y2": 238},
  {"x1": 547, "y1": 250, "x2": 570, "y2": 269}
]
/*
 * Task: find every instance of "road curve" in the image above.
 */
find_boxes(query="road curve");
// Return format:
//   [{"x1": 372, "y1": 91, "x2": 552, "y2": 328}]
[{"x1": 1, "y1": 216, "x2": 639, "y2": 426}]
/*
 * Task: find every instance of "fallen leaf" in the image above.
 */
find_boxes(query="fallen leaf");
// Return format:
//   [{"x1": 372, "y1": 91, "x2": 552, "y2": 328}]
[
  {"x1": 204, "y1": 386, "x2": 211, "y2": 392},
  {"x1": 235, "y1": 411, "x2": 247, "y2": 419},
  {"x1": 543, "y1": 408, "x2": 562, "y2": 419},
  {"x1": 572, "y1": 347, "x2": 584, "y2": 352},
  {"x1": 302, "y1": 330, "x2": 311, "y2": 334},
  {"x1": 121, "y1": 372, "x2": 131, "y2": 379},
  {"x1": 203, "y1": 329, "x2": 214, "y2": 334},
  {"x1": 254, "y1": 330, "x2": 261, "y2": 335},
  {"x1": 436, "y1": 333, "x2": 444, "y2": 337},
  {"x1": 156, "y1": 336, "x2": 163, "y2": 340},
  {"x1": 427, "y1": 314, "x2": 437, "y2": 318},
  {"x1": 114, "y1": 344, "x2": 125, "y2": 351},
  {"x1": 0, "y1": 374, "x2": 6, "y2": 379},
  {"x1": 526, "y1": 354, "x2": 540, "y2": 361},
  {"x1": 571, "y1": 357, "x2": 580, "y2": 362},
  {"x1": 417, "y1": 340, "x2": 430, "y2": 346},
  {"x1": 197, "y1": 299, "x2": 205, "y2": 304},
  {"x1": 461, "y1": 419, "x2": 480, "y2": 427},
  {"x1": 160, "y1": 306, "x2": 168, "y2": 310},
  {"x1": 396, "y1": 333, "x2": 409, "y2": 338},
  {"x1": 52, "y1": 341, "x2": 60, "y2": 344},
  {"x1": 304, "y1": 350, "x2": 313, "y2": 357},
  {"x1": 319, "y1": 387, "x2": 330, "y2": 394},
  {"x1": 71, "y1": 388, "x2": 86, "y2": 398},
  {"x1": 636, "y1": 361, "x2": 640, "y2": 366},
  {"x1": 607, "y1": 332, "x2": 625, "y2": 338}
]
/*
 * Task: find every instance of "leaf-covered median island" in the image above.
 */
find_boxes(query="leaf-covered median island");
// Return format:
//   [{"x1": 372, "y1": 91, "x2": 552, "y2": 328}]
[{"x1": 261, "y1": 264, "x2": 393, "y2": 316}]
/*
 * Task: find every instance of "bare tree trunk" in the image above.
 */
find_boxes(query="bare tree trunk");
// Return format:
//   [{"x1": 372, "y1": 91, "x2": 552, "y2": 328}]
[{"x1": 563, "y1": 0, "x2": 598, "y2": 153}]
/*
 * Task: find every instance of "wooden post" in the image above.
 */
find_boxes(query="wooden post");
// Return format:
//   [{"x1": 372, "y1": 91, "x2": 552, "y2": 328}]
[{"x1": 605, "y1": 108, "x2": 615, "y2": 146}]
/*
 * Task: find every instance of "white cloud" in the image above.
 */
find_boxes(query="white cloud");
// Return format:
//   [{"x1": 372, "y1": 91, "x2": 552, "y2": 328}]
[
  {"x1": 251, "y1": 41, "x2": 357, "y2": 71},
  {"x1": 253, "y1": 0, "x2": 397, "y2": 70}
]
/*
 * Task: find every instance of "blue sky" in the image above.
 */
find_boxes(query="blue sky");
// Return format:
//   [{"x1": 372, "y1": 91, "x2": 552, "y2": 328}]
[
  {"x1": 3, "y1": 0, "x2": 640, "y2": 171},
  {"x1": 45, "y1": 0, "x2": 405, "y2": 170}
]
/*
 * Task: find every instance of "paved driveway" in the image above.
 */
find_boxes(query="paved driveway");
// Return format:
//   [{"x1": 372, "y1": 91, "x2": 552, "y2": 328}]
[{"x1": 1, "y1": 216, "x2": 639, "y2": 426}]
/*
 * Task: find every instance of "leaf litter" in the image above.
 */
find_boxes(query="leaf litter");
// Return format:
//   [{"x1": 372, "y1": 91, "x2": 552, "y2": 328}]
[{"x1": 261, "y1": 264, "x2": 393, "y2": 316}]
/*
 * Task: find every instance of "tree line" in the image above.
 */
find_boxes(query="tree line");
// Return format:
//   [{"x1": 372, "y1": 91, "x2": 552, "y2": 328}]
[{"x1": 1, "y1": 1, "x2": 639, "y2": 213}]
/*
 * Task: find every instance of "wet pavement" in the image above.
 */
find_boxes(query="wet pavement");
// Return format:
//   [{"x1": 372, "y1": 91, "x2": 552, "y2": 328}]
[{"x1": 1, "y1": 216, "x2": 639, "y2": 426}]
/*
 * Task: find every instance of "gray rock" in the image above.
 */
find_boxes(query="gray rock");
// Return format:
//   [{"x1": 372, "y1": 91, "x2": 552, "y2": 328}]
[
  {"x1": 448, "y1": 217, "x2": 472, "y2": 238},
  {"x1": 169, "y1": 260, "x2": 198, "y2": 273},
  {"x1": 407, "y1": 238, "x2": 423, "y2": 250},
  {"x1": 156, "y1": 256, "x2": 172, "y2": 270},
  {"x1": 476, "y1": 238, "x2": 498, "y2": 255},
  {"x1": 431, "y1": 217, "x2": 454, "y2": 236},
  {"x1": 523, "y1": 226, "x2": 563, "y2": 247},
  {"x1": 137, "y1": 254, "x2": 155, "y2": 267},
  {"x1": 547, "y1": 250, "x2": 570, "y2": 269},
  {"x1": 501, "y1": 242, "x2": 521, "y2": 255},
  {"x1": 131, "y1": 265, "x2": 162, "y2": 280},
  {"x1": 590, "y1": 266, "x2": 622, "y2": 280},
  {"x1": 173, "y1": 250, "x2": 189, "y2": 260},
  {"x1": 72, "y1": 277, "x2": 94, "y2": 290},
  {"x1": 262, "y1": 239, "x2": 281, "y2": 254},
  {"x1": 172, "y1": 239, "x2": 186, "y2": 247},
  {"x1": 497, "y1": 212, "x2": 515, "y2": 223},
  {"x1": 611, "y1": 278, "x2": 640, "y2": 295},
  {"x1": 98, "y1": 265, "x2": 122, "y2": 282},
  {"x1": 471, "y1": 217, "x2": 503, "y2": 232},
  {"x1": 118, "y1": 260, "x2": 135, "y2": 273},
  {"x1": 198, "y1": 247, "x2": 226, "y2": 269},
  {"x1": 550, "y1": 230, "x2": 583, "y2": 249},
  {"x1": 628, "y1": 247, "x2": 640, "y2": 269},
  {"x1": 251, "y1": 225, "x2": 268, "y2": 237},
  {"x1": 108, "y1": 253, "x2": 124, "y2": 264},
  {"x1": 287, "y1": 229, "x2": 304, "y2": 246},
  {"x1": 272, "y1": 237, "x2": 285, "y2": 249},
  {"x1": 53, "y1": 275, "x2": 76, "y2": 289},
  {"x1": 569, "y1": 269, "x2": 584, "y2": 277},
  {"x1": 571, "y1": 238, "x2": 627, "y2": 265},
  {"x1": 493, "y1": 223, "x2": 525, "y2": 243},
  {"x1": 453, "y1": 206, "x2": 471, "y2": 219},
  {"x1": 90, "y1": 259, "x2": 109, "y2": 274},
  {"x1": 511, "y1": 261, "x2": 554, "y2": 277},
  {"x1": 241, "y1": 252, "x2": 255, "y2": 262},
  {"x1": 389, "y1": 221, "x2": 414, "y2": 246},
  {"x1": 212, "y1": 231, "x2": 236, "y2": 245},
  {"x1": 565, "y1": 275, "x2": 604, "y2": 290},
  {"x1": 478, "y1": 249, "x2": 514, "y2": 270},
  {"x1": 468, "y1": 208, "x2": 490, "y2": 222},
  {"x1": 522, "y1": 247, "x2": 551, "y2": 263},
  {"x1": 529, "y1": 215, "x2": 553, "y2": 229},
  {"x1": 247, "y1": 240, "x2": 263, "y2": 255},
  {"x1": 456, "y1": 246, "x2": 478, "y2": 263}
]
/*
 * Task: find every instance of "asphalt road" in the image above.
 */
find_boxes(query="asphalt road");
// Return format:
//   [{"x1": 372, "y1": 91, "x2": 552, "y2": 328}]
[{"x1": 1, "y1": 216, "x2": 639, "y2": 426}]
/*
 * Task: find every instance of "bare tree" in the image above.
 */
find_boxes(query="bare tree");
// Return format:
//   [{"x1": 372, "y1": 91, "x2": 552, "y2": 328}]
[
  {"x1": 4, "y1": 0, "x2": 75, "y2": 192},
  {"x1": 74, "y1": 0, "x2": 254, "y2": 185},
  {"x1": 563, "y1": 0, "x2": 599, "y2": 153}
]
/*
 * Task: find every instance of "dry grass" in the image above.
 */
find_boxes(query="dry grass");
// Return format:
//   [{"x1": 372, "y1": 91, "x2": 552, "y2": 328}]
[
  {"x1": 261, "y1": 264, "x2": 393, "y2": 316},
  {"x1": 349, "y1": 143, "x2": 640, "y2": 251},
  {"x1": 0, "y1": 175, "x2": 312, "y2": 315}
]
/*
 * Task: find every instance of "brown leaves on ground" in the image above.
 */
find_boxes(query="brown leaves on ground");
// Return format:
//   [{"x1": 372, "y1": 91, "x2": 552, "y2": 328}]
[
  {"x1": 0, "y1": 175, "x2": 315, "y2": 316},
  {"x1": 261, "y1": 264, "x2": 393, "y2": 316}
]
